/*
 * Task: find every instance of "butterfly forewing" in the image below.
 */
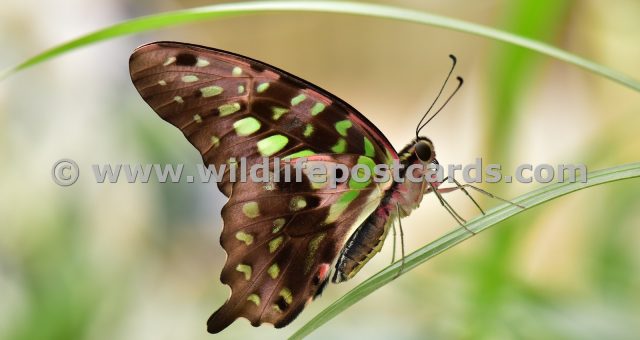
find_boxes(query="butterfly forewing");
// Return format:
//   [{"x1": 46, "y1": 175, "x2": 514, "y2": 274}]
[
  {"x1": 129, "y1": 41, "x2": 399, "y2": 332},
  {"x1": 129, "y1": 42, "x2": 397, "y2": 196}
]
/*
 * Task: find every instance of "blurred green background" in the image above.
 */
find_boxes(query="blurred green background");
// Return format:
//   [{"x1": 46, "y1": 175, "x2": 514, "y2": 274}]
[{"x1": 1, "y1": 0, "x2": 639, "y2": 339}]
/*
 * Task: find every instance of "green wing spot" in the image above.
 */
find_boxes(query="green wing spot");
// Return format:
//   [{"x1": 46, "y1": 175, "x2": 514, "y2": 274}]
[
  {"x1": 195, "y1": 58, "x2": 209, "y2": 67},
  {"x1": 305, "y1": 233, "x2": 326, "y2": 273},
  {"x1": 218, "y1": 102, "x2": 241, "y2": 116},
  {"x1": 210, "y1": 136, "x2": 220, "y2": 148},
  {"x1": 272, "y1": 218, "x2": 286, "y2": 233},
  {"x1": 181, "y1": 75, "x2": 199, "y2": 83},
  {"x1": 348, "y1": 156, "x2": 376, "y2": 190},
  {"x1": 237, "y1": 85, "x2": 245, "y2": 94},
  {"x1": 303, "y1": 124, "x2": 314, "y2": 137},
  {"x1": 268, "y1": 236, "x2": 284, "y2": 253},
  {"x1": 233, "y1": 117, "x2": 261, "y2": 136},
  {"x1": 283, "y1": 149, "x2": 316, "y2": 160},
  {"x1": 173, "y1": 96, "x2": 184, "y2": 104},
  {"x1": 331, "y1": 138, "x2": 347, "y2": 153},
  {"x1": 247, "y1": 294, "x2": 261, "y2": 306},
  {"x1": 256, "y1": 82, "x2": 270, "y2": 93},
  {"x1": 310, "y1": 102, "x2": 325, "y2": 116},
  {"x1": 232, "y1": 66, "x2": 242, "y2": 76},
  {"x1": 290, "y1": 196, "x2": 307, "y2": 211},
  {"x1": 279, "y1": 288, "x2": 293, "y2": 304},
  {"x1": 235, "y1": 264, "x2": 252, "y2": 280},
  {"x1": 235, "y1": 231, "x2": 254, "y2": 245},
  {"x1": 257, "y1": 135, "x2": 289, "y2": 156},
  {"x1": 163, "y1": 57, "x2": 176, "y2": 66},
  {"x1": 364, "y1": 137, "x2": 375, "y2": 157},
  {"x1": 200, "y1": 85, "x2": 223, "y2": 97},
  {"x1": 193, "y1": 114, "x2": 203, "y2": 123},
  {"x1": 271, "y1": 107, "x2": 289, "y2": 120},
  {"x1": 241, "y1": 201, "x2": 261, "y2": 218},
  {"x1": 267, "y1": 263, "x2": 280, "y2": 279},
  {"x1": 325, "y1": 191, "x2": 359, "y2": 224},
  {"x1": 335, "y1": 120, "x2": 352, "y2": 137},
  {"x1": 291, "y1": 94, "x2": 307, "y2": 106},
  {"x1": 157, "y1": 80, "x2": 167, "y2": 86}
]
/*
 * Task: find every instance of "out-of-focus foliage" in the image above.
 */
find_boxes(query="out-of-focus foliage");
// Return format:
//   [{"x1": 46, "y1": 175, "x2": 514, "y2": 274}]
[{"x1": 0, "y1": 1, "x2": 638, "y2": 339}]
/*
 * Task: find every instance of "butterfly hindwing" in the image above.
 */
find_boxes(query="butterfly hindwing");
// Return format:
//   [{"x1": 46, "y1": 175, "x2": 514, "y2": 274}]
[{"x1": 207, "y1": 155, "x2": 391, "y2": 332}]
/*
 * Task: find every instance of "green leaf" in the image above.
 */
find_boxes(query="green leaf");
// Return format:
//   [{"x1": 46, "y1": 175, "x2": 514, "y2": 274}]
[
  {"x1": 288, "y1": 162, "x2": 640, "y2": 339},
  {"x1": 1, "y1": 1, "x2": 639, "y2": 91}
]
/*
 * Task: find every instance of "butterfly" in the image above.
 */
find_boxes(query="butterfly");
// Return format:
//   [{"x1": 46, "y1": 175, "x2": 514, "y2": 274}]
[{"x1": 129, "y1": 41, "x2": 467, "y2": 333}]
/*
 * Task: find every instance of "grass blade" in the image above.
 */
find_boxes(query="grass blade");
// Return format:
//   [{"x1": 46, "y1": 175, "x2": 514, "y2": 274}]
[
  {"x1": 288, "y1": 162, "x2": 640, "y2": 339},
  {"x1": 1, "y1": 1, "x2": 639, "y2": 91}
]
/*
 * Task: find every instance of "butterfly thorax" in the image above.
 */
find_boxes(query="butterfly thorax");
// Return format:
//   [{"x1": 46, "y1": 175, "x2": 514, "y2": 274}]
[{"x1": 333, "y1": 138, "x2": 440, "y2": 283}]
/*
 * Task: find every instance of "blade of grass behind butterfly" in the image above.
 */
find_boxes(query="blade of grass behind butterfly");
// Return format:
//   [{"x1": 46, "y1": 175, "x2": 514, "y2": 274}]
[{"x1": 469, "y1": 0, "x2": 571, "y2": 337}]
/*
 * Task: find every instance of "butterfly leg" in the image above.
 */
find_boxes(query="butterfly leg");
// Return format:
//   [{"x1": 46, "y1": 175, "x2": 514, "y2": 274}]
[
  {"x1": 428, "y1": 182, "x2": 475, "y2": 234},
  {"x1": 393, "y1": 203, "x2": 406, "y2": 279},
  {"x1": 390, "y1": 219, "x2": 397, "y2": 265},
  {"x1": 437, "y1": 180, "x2": 525, "y2": 209},
  {"x1": 440, "y1": 176, "x2": 486, "y2": 215}
]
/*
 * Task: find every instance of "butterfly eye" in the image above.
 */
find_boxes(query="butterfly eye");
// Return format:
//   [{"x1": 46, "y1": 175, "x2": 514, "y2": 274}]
[{"x1": 415, "y1": 141, "x2": 434, "y2": 162}]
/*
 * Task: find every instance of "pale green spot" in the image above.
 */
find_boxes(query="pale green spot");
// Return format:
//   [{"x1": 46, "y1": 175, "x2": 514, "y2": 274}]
[
  {"x1": 257, "y1": 135, "x2": 288, "y2": 156},
  {"x1": 181, "y1": 75, "x2": 199, "y2": 83},
  {"x1": 364, "y1": 137, "x2": 375, "y2": 157},
  {"x1": 237, "y1": 85, "x2": 245, "y2": 94},
  {"x1": 335, "y1": 120, "x2": 352, "y2": 137},
  {"x1": 290, "y1": 196, "x2": 307, "y2": 211},
  {"x1": 157, "y1": 80, "x2": 167, "y2": 86},
  {"x1": 218, "y1": 103, "x2": 241, "y2": 116},
  {"x1": 280, "y1": 288, "x2": 293, "y2": 304},
  {"x1": 305, "y1": 233, "x2": 326, "y2": 273},
  {"x1": 256, "y1": 82, "x2": 270, "y2": 93},
  {"x1": 268, "y1": 236, "x2": 284, "y2": 253},
  {"x1": 232, "y1": 66, "x2": 242, "y2": 76},
  {"x1": 233, "y1": 117, "x2": 261, "y2": 136},
  {"x1": 195, "y1": 58, "x2": 209, "y2": 67},
  {"x1": 242, "y1": 201, "x2": 260, "y2": 218},
  {"x1": 303, "y1": 124, "x2": 314, "y2": 137},
  {"x1": 310, "y1": 102, "x2": 325, "y2": 116},
  {"x1": 267, "y1": 263, "x2": 280, "y2": 279},
  {"x1": 236, "y1": 264, "x2": 252, "y2": 280},
  {"x1": 283, "y1": 149, "x2": 316, "y2": 160},
  {"x1": 193, "y1": 114, "x2": 202, "y2": 123},
  {"x1": 163, "y1": 57, "x2": 176, "y2": 66},
  {"x1": 272, "y1": 218, "x2": 286, "y2": 233},
  {"x1": 272, "y1": 304, "x2": 283, "y2": 313},
  {"x1": 173, "y1": 96, "x2": 184, "y2": 104},
  {"x1": 235, "y1": 231, "x2": 254, "y2": 245},
  {"x1": 331, "y1": 138, "x2": 347, "y2": 153},
  {"x1": 291, "y1": 94, "x2": 307, "y2": 106},
  {"x1": 247, "y1": 294, "x2": 260, "y2": 306},
  {"x1": 210, "y1": 136, "x2": 220, "y2": 148},
  {"x1": 271, "y1": 107, "x2": 288, "y2": 120},
  {"x1": 200, "y1": 85, "x2": 223, "y2": 98},
  {"x1": 325, "y1": 191, "x2": 359, "y2": 224}
]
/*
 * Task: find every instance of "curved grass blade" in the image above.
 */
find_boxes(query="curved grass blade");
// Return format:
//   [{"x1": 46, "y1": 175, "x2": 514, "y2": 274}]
[
  {"x1": 289, "y1": 162, "x2": 640, "y2": 339},
  {"x1": 1, "y1": 1, "x2": 639, "y2": 91}
]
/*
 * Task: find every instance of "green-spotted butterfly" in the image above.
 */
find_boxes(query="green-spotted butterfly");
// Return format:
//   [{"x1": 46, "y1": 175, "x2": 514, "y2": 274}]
[{"x1": 129, "y1": 41, "x2": 465, "y2": 333}]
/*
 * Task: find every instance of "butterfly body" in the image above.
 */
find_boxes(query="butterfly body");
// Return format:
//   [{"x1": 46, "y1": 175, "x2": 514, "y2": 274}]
[{"x1": 129, "y1": 42, "x2": 440, "y2": 333}]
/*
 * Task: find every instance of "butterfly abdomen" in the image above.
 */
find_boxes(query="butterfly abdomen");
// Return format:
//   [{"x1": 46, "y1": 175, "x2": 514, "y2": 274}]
[{"x1": 332, "y1": 199, "x2": 395, "y2": 283}]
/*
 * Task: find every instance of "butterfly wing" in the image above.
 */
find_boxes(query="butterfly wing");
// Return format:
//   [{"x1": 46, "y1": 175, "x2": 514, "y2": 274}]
[
  {"x1": 129, "y1": 41, "x2": 398, "y2": 196},
  {"x1": 129, "y1": 41, "x2": 399, "y2": 332}
]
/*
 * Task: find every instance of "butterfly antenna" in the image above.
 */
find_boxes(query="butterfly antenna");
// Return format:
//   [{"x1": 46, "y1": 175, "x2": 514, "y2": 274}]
[
  {"x1": 415, "y1": 54, "x2": 457, "y2": 139},
  {"x1": 417, "y1": 76, "x2": 464, "y2": 133}
]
